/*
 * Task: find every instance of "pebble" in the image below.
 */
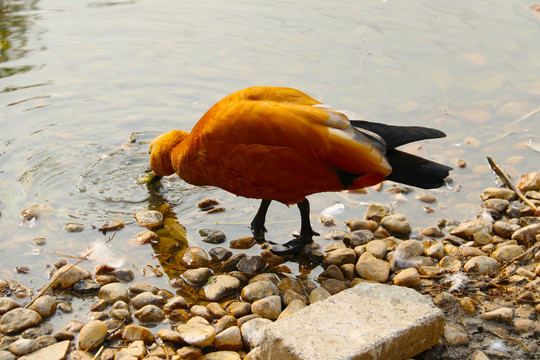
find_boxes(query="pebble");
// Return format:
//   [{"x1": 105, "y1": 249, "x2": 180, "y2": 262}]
[
  {"x1": 98, "y1": 283, "x2": 129, "y2": 304},
  {"x1": 78, "y1": 320, "x2": 107, "y2": 351},
  {"x1": 450, "y1": 219, "x2": 493, "y2": 239},
  {"x1": 209, "y1": 247, "x2": 233, "y2": 262},
  {"x1": 355, "y1": 252, "x2": 390, "y2": 282},
  {"x1": 491, "y1": 244, "x2": 523, "y2": 262},
  {"x1": 134, "y1": 304, "x2": 165, "y2": 323},
  {"x1": 130, "y1": 291, "x2": 166, "y2": 309},
  {"x1": 191, "y1": 305, "x2": 213, "y2": 322},
  {"x1": 214, "y1": 315, "x2": 236, "y2": 334},
  {"x1": 482, "y1": 198, "x2": 509, "y2": 213},
  {"x1": 480, "y1": 188, "x2": 517, "y2": 201},
  {"x1": 20, "y1": 204, "x2": 53, "y2": 221},
  {"x1": 511, "y1": 223, "x2": 540, "y2": 245},
  {"x1": 226, "y1": 301, "x2": 252, "y2": 318},
  {"x1": 177, "y1": 346, "x2": 203, "y2": 359},
  {"x1": 393, "y1": 268, "x2": 420, "y2": 288},
  {"x1": 322, "y1": 247, "x2": 357, "y2": 267},
  {"x1": 251, "y1": 295, "x2": 282, "y2": 320},
  {"x1": 198, "y1": 198, "x2": 220, "y2": 210},
  {"x1": 18, "y1": 340, "x2": 70, "y2": 360},
  {"x1": 240, "y1": 318, "x2": 272, "y2": 349},
  {"x1": 220, "y1": 254, "x2": 247, "y2": 272},
  {"x1": 204, "y1": 275, "x2": 242, "y2": 302},
  {"x1": 240, "y1": 281, "x2": 280, "y2": 303},
  {"x1": 344, "y1": 219, "x2": 379, "y2": 232},
  {"x1": 229, "y1": 237, "x2": 256, "y2": 249},
  {"x1": 365, "y1": 240, "x2": 387, "y2": 259},
  {"x1": 278, "y1": 299, "x2": 306, "y2": 320},
  {"x1": 122, "y1": 324, "x2": 155, "y2": 344},
  {"x1": 443, "y1": 323, "x2": 469, "y2": 346},
  {"x1": 416, "y1": 193, "x2": 437, "y2": 203},
  {"x1": 50, "y1": 265, "x2": 91, "y2": 289},
  {"x1": 518, "y1": 171, "x2": 540, "y2": 192},
  {"x1": 0, "y1": 308, "x2": 42, "y2": 335},
  {"x1": 132, "y1": 230, "x2": 159, "y2": 244},
  {"x1": 237, "y1": 255, "x2": 267, "y2": 274},
  {"x1": 0, "y1": 298, "x2": 20, "y2": 315},
  {"x1": 380, "y1": 214, "x2": 411, "y2": 235},
  {"x1": 207, "y1": 303, "x2": 228, "y2": 319},
  {"x1": 321, "y1": 279, "x2": 347, "y2": 295},
  {"x1": 494, "y1": 220, "x2": 521, "y2": 241},
  {"x1": 204, "y1": 351, "x2": 242, "y2": 360},
  {"x1": 177, "y1": 323, "x2": 216, "y2": 347},
  {"x1": 213, "y1": 326, "x2": 243, "y2": 351},
  {"x1": 157, "y1": 328, "x2": 183, "y2": 343},
  {"x1": 63, "y1": 223, "x2": 84, "y2": 232},
  {"x1": 134, "y1": 210, "x2": 163, "y2": 228},
  {"x1": 203, "y1": 230, "x2": 227, "y2": 244},
  {"x1": 513, "y1": 318, "x2": 536, "y2": 334},
  {"x1": 319, "y1": 264, "x2": 345, "y2": 281},
  {"x1": 473, "y1": 231, "x2": 493, "y2": 246},
  {"x1": 183, "y1": 267, "x2": 213, "y2": 285},
  {"x1": 460, "y1": 246, "x2": 486, "y2": 257},
  {"x1": 178, "y1": 246, "x2": 212, "y2": 268},
  {"x1": 421, "y1": 226, "x2": 444, "y2": 237},
  {"x1": 463, "y1": 256, "x2": 498, "y2": 275},
  {"x1": 481, "y1": 307, "x2": 514, "y2": 323},
  {"x1": 343, "y1": 230, "x2": 373, "y2": 247},
  {"x1": 129, "y1": 282, "x2": 159, "y2": 295},
  {"x1": 365, "y1": 204, "x2": 388, "y2": 222},
  {"x1": 460, "y1": 297, "x2": 476, "y2": 314},
  {"x1": 8, "y1": 338, "x2": 40, "y2": 356},
  {"x1": 425, "y1": 243, "x2": 444, "y2": 260},
  {"x1": 28, "y1": 295, "x2": 56, "y2": 318}
]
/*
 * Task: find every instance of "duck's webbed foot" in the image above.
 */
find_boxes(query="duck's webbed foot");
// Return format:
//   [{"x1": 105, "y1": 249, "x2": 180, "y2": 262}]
[{"x1": 269, "y1": 198, "x2": 317, "y2": 256}]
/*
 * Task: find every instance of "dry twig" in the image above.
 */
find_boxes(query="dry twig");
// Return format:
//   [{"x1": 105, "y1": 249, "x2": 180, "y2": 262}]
[{"x1": 486, "y1": 156, "x2": 539, "y2": 215}]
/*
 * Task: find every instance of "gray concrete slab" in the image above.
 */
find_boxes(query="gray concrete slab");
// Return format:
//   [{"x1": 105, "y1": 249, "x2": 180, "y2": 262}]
[{"x1": 260, "y1": 282, "x2": 444, "y2": 360}]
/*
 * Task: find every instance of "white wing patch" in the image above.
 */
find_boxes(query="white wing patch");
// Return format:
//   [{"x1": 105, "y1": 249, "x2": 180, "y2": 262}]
[
  {"x1": 328, "y1": 127, "x2": 355, "y2": 140},
  {"x1": 313, "y1": 104, "x2": 350, "y2": 129}
]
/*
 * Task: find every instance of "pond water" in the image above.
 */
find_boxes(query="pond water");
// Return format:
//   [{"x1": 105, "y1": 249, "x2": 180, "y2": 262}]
[{"x1": 1, "y1": 0, "x2": 539, "y2": 306}]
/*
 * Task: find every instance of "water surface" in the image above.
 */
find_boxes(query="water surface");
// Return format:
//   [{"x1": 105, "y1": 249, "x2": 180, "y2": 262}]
[{"x1": 1, "y1": 0, "x2": 539, "y2": 298}]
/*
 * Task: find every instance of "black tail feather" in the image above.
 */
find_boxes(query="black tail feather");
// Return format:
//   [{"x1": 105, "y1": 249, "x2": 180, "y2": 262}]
[
  {"x1": 350, "y1": 120, "x2": 447, "y2": 149},
  {"x1": 385, "y1": 149, "x2": 452, "y2": 189},
  {"x1": 350, "y1": 120, "x2": 452, "y2": 189}
]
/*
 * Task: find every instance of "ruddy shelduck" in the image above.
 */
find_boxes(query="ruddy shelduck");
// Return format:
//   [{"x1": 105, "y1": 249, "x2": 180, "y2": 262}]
[{"x1": 150, "y1": 86, "x2": 451, "y2": 254}]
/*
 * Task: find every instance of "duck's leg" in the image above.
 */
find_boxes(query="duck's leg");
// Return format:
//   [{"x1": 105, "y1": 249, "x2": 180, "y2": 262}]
[
  {"x1": 270, "y1": 198, "x2": 318, "y2": 255},
  {"x1": 251, "y1": 199, "x2": 271, "y2": 240}
]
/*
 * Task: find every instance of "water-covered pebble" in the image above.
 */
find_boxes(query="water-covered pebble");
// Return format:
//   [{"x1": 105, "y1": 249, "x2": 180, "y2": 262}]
[
  {"x1": 98, "y1": 283, "x2": 129, "y2": 304},
  {"x1": 183, "y1": 267, "x2": 213, "y2": 285},
  {"x1": 204, "y1": 275, "x2": 242, "y2": 302},
  {"x1": 134, "y1": 210, "x2": 163, "y2": 228},
  {"x1": 50, "y1": 265, "x2": 91, "y2": 289}
]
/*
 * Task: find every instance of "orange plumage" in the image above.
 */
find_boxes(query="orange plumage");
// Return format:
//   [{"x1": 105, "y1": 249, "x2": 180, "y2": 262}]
[{"x1": 150, "y1": 86, "x2": 451, "y2": 254}]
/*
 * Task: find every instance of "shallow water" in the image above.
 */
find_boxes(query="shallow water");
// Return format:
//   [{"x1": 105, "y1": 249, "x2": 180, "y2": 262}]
[{"x1": 1, "y1": 0, "x2": 539, "y2": 298}]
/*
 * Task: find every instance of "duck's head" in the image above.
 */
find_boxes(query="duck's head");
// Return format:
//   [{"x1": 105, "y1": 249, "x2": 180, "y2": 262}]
[{"x1": 149, "y1": 130, "x2": 189, "y2": 176}]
